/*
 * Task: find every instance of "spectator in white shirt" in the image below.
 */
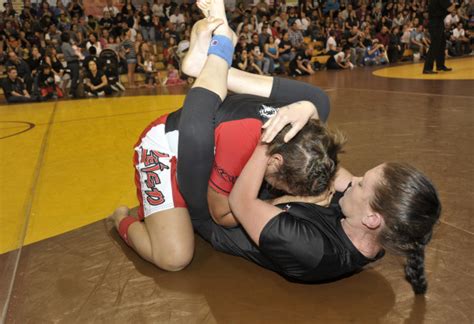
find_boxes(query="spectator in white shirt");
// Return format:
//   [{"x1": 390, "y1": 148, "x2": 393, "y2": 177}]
[
  {"x1": 444, "y1": 10, "x2": 460, "y2": 28},
  {"x1": 103, "y1": 0, "x2": 120, "y2": 17},
  {"x1": 451, "y1": 22, "x2": 471, "y2": 55},
  {"x1": 326, "y1": 30, "x2": 338, "y2": 52}
]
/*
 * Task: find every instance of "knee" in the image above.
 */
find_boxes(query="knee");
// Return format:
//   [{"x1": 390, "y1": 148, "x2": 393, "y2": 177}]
[{"x1": 152, "y1": 248, "x2": 193, "y2": 272}]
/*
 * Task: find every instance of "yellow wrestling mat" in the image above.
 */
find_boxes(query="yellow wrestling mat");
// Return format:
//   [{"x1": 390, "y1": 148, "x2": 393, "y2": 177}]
[
  {"x1": 373, "y1": 57, "x2": 474, "y2": 80},
  {"x1": 0, "y1": 95, "x2": 184, "y2": 254}
]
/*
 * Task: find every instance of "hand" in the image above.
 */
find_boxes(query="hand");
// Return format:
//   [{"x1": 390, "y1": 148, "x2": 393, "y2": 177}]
[{"x1": 261, "y1": 101, "x2": 318, "y2": 143}]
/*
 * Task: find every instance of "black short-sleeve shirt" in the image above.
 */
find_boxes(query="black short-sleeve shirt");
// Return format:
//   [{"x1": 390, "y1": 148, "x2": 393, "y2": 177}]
[
  {"x1": 210, "y1": 193, "x2": 384, "y2": 282},
  {"x1": 85, "y1": 70, "x2": 105, "y2": 86}
]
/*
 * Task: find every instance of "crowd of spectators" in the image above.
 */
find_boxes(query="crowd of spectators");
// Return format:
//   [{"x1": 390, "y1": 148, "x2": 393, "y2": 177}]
[{"x1": 0, "y1": 0, "x2": 473, "y2": 103}]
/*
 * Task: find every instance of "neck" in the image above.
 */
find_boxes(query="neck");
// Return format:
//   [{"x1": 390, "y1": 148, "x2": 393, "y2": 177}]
[
  {"x1": 269, "y1": 188, "x2": 334, "y2": 207},
  {"x1": 341, "y1": 219, "x2": 381, "y2": 258}
]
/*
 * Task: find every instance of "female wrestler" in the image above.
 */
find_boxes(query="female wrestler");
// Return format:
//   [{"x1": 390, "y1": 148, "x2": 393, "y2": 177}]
[
  {"x1": 176, "y1": 0, "x2": 441, "y2": 294},
  {"x1": 110, "y1": 18, "x2": 340, "y2": 273}
]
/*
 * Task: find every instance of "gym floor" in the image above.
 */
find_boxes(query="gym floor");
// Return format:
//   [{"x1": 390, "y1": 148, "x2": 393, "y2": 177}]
[{"x1": 1, "y1": 57, "x2": 473, "y2": 323}]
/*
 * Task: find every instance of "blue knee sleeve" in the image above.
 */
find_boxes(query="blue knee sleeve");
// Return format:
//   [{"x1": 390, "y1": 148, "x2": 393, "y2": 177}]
[{"x1": 207, "y1": 35, "x2": 234, "y2": 67}]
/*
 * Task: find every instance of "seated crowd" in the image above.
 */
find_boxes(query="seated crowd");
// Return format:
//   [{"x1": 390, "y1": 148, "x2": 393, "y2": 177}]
[{"x1": 0, "y1": 0, "x2": 473, "y2": 103}]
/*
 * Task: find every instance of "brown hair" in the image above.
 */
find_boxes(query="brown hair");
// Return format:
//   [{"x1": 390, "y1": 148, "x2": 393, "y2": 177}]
[
  {"x1": 370, "y1": 162, "x2": 441, "y2": 294},
  {"x1": 267, "y1": 119, "x2": 345, "y2": 196}
]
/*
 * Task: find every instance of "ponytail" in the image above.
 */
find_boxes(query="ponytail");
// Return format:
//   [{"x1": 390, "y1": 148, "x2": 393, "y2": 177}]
[
  {"x1": 405, "y1": 243, "x2": 427, "y2": 295},
  {"x1": 370, "y1": 162, "x2": 441, "y2": 295}
]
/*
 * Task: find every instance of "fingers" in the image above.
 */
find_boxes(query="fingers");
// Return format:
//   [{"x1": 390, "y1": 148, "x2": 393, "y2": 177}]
[
  {"x1": 261, "y1": 113, "x2": 288, "y2": 143},
  {"x1": 283, "y1": 122, "x2": 304, "y2": 143}
]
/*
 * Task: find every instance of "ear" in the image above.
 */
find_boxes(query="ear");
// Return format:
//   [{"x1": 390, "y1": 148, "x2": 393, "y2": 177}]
[
  {"x1": 362, "y1": 212, "x2": 382, "y2": 230},
  {"x1": 268, "y1": 153, "x2": 284, "y2": 170}
]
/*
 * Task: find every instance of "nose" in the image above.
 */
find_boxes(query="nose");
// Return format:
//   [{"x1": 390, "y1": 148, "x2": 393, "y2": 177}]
[{"x1": 351, "y1": 176, "x2": 362, "y2": 186}]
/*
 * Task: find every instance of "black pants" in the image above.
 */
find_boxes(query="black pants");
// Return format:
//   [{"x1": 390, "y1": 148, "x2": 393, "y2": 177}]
[
  {"x1": 423, "y1": 20, "x2": 446, "y2": 71},
  {"x1": 68, "y1": 61, "x2": 80, "y2": 97}
]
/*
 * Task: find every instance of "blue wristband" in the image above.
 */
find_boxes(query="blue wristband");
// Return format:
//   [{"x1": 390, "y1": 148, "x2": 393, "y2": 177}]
[{"x1": 207, "y1": 35, "x2": 234, "y2": 68}]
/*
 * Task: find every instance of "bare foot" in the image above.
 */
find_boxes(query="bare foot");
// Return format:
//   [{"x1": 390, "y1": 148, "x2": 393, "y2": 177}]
[
  {"x1": 181, "y1": 16, "x2": 238, "y2": 77},
  {"x1": 181, "y1": 17, "x2": 224, "y2": 77},
  {"x1": 108, "y1": 206, "x2": 130, "y2": 229}
]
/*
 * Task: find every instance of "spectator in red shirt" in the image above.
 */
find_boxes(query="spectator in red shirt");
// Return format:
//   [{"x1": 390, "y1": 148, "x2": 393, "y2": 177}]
[{"x1": 376, "y1": 25, "x2": 390, "y2": 48}]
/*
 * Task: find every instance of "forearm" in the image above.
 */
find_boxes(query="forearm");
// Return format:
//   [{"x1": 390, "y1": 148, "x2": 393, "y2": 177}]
[
  {"x1": 227, "y1": 67, "x2": 273, "y2": 96},
  {"x1": 229, "y1": 145, "x2": 280, "y2": 244},
  {"x1": 298, "y1": 62, "x2": 311, "y2": 73}
]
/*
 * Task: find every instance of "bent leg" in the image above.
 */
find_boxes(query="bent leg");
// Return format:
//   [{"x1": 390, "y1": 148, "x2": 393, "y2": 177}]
[
  {"x1": 111, "y1": 206, "x2": 194, "y2": 271},
  {"x1": 144, "y1": 208, "x2": 194, "y2": 271}
]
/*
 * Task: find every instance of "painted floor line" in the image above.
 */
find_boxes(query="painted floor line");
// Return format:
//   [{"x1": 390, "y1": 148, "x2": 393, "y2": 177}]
[
  {"x1": 334, "y1": 87, "x2": 474, "y2": 99},
  {"x1": 1, "y1": 101, "x2": 59, "y2": 322}
]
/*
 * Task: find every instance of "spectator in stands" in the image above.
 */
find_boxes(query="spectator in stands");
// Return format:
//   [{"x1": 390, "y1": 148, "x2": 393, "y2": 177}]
[
  {"x1": 46, "y1": 25, "x2": 62, "y2": 44},
  {"x1": 324, "y1": 0, "x2": 340, "y2": 19},
  {"x1": 84, "y1": 60, "x2": 112, "y2": 97},
  {"x1": 288, "y1": 21, "x2": 305, "y2": 49},
  {"x1": 278, "y1": 30, "x2": 295, "y2": 74},
  {"x1": 444, "y1": 10, "x2": 460, "y2": 29},
  {"x1": 119, "y1": 28, "x2": 137, "y2": 88},
  {"x1": 103, "y1": 0, "x2": 120, "y2": 18},
  {"x1": 363, "y1": 39, "x2": 389, "y2": 65},
  {"x1": 326, "y1": 29, "x2": 338, "y2": 52},
  {"x1": 236, "y1": 49, "x2": 264, "y2": 75},
  {"x1": 388, "y1": 26, "x2": 403, "y2": 64},
  {"x1": 152, "y1": 0, "x2": 165, "y2": 21},
  {"x1": 410, "y1": 24, "x2": 429, "y2": 57},
  {"x1": 289, "y1": 44, "x2": 315, "y2": 76},
  {"x1": 248, "y1": 32, "x2": 270, "y2": 75},
  {"x1": 38, "y1": 64, "x2": 63, "y2": 100},
  {"x1": 143, "y1": 53, "x2": 157, "y2": 88},
  {"x1": 326, "y1": 45, "x2": 354, "y2": 69},
  {"x1": 345, "y1": 26, "x2": 365, "y2": 66},
  {"x1": 68, "y1": 0, "x2": 84, "y2": 19},
  {"x1": 2, "y1": 66, "x2": 37, "y2": 103},
  {"x1": 164, "y1": 63, "x2": 185, "y2": 86},
  {"x1": 139, "y1": 3, "x2": 155, "y2": 42},
  {"x1": 86, "y1": 33, "x2": 102, "y2": 56},
  {"x1": 43, "y1": 46, "x2": 69, "y2": 95},
  {"x1": 264, "y1": 35, "x2": 279, "y2": 74},
  {"x1": 5, "y1": 50, "x2": 33, "y2": 93},
  {"x1": 169, "y1": 7, "x2": 186, "y2": 33},
  {"x1": 451, "y1": 22, "x2": 471, "y2": 55},
  {"x1": 376, "y1": 26, "x2": 390, "y2": 49},
  {"x1": 28, "y1": 46, "x2": 43, "y2": 77},
  {"x1": 295, "y1": 10, "x2": 311, "y2": 36},
  {"x1": 100, "y1": 11, "x2": 115, "y2": 31},
  {"x1": 122, "y1": 0, "x2": 137, "y2": 16},
  {"x1": 87, "y1": 15, "x2": 100, "y2": 32},
  {"x1": 61, "y1": 32, "x2": 80, "y2": 97}
]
